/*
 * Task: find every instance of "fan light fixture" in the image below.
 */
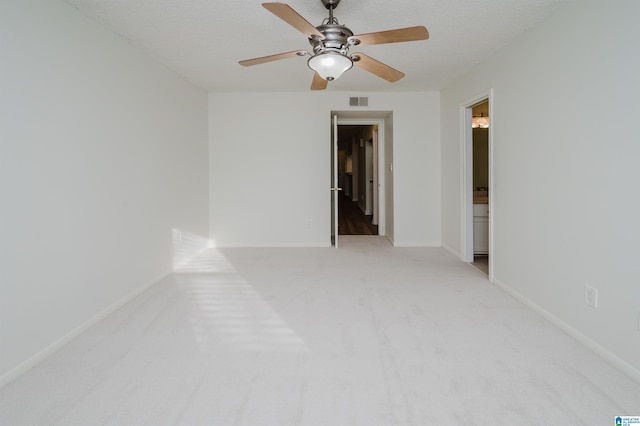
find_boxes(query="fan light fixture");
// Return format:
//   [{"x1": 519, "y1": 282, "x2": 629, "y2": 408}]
[
  {"x1": 239, "y1": 1, "x2": 430, "y2": 89},
  {"x1": 308, "y1": 51, "x2": 353, "y2": 81},
  {"x1": 472, "y1": 113, "x2": 490, "y2": 129}
]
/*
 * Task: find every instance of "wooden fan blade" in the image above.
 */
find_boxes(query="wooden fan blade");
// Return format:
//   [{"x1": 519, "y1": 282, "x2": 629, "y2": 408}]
[
  {"x1": 239, "y1": 50, "x2": 308, "y2": 67},
  {"x1": 311, "y1": 72, "x2": 328, "y2": 90},
  {"x1": 348, "y1": 26, "x2": 429, "y2": 46},
  {"x1": 352, "y1": 53, "x2": 405, "y2": 82},
  {"x1": 262, "y1": 3, "x2": 325, "y2": 39}
]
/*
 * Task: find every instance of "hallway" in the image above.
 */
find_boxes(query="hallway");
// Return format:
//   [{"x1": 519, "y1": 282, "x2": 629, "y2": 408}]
[{"x1": 338, "y1": 193, "x2": 378, "y2": 235}]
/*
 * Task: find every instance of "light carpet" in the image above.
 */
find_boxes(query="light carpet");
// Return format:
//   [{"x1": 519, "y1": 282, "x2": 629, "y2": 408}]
[{"x1": 1, "y1": 236, "x2": 638, "y2": 425}]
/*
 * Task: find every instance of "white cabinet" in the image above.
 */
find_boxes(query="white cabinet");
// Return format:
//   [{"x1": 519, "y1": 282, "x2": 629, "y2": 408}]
[{"x1": 473, "y1": 204, "x2": 489, "y2": 254}]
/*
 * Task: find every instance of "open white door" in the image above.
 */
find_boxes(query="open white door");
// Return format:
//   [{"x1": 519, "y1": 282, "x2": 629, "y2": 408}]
[
  {"x1": 372, "y1": 128, "x2": 379, "y2": 226},
  {"x1": 331, "y1": 114, "x2": 341, "y2": 247}
]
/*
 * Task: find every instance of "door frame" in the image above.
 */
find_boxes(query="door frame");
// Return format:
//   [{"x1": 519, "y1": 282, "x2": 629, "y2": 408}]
[
  {"x1": 331, "y1": 114, "x2": 386, "y2": 237},
  {"x1": 460, "y1": 90, "x2": 494, "y2": 281},
  {"x1": 331, "y1": 114, "x2": 339, "y2": 247}
]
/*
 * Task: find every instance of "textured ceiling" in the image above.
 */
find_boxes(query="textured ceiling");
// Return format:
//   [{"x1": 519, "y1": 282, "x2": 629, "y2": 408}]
[{"x1": 62, "y1": 0, "x2": 569, "y2": 92}]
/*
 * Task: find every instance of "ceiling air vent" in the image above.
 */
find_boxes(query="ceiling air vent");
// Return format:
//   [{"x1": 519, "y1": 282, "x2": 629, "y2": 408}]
[{"x1": 349, "y1": 97, "x2": 369, "y2": 107}]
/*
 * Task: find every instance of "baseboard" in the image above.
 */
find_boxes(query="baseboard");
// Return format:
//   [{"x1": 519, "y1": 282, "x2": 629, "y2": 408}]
[
  {"x1": 0, "y1": 270, "x2": 171, "y2": 389},
  {"x1": 441, "y1": 243, "x2": 461, "y2": 259},
  {"x1": 392, "y1": 242, "x2": 441, "y2": 248},
  {"x1": 214, "y1": 242, "x2": 331, "y2": 248},
  {"x1": 492, "y1": 278, "x2": 640, "y2": 384},
  {"x1": 385, "y1": 234, "x2": 395, "y2": 246}
]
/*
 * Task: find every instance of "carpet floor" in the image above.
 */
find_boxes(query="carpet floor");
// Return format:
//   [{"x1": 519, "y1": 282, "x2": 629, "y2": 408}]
[{"x1": 1, "y1": 236, "x2": 638, "y2": 425}]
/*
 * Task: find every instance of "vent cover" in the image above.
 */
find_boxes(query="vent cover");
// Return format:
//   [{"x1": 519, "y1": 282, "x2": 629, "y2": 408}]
[{"x1": 349, "y1": 97, "x2": 369, "y2": 107}]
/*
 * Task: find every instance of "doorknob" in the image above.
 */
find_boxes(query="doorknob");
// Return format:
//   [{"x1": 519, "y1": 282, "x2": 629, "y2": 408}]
[{"x1": 330, "y1": 187, "x2": 343, "y2": 192}]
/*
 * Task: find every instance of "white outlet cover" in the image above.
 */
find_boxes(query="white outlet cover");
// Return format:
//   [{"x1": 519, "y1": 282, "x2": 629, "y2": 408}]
[{"x1": 584, "y1": 285, "x2": 598, "y2": 308}]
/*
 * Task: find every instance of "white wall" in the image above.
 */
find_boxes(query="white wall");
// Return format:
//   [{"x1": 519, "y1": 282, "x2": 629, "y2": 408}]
[
  {"x1": 441, "y1": 1, "x2": 640, "y2": 375},
  {"x1": 209, "y1": 92, "x2": 440, "y2": 247},
  {"x1": 0, "y1": 0, "x2": 209, "y2": 383}
]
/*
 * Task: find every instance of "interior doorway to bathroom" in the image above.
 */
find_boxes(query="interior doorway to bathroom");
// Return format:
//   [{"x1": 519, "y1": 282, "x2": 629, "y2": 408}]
[
  {"x1": 461, "y1": 91, "x2": 493, "y2": 279},
  {"x1": 471, "y1": 101, "x2": 489, "y2": 275}
]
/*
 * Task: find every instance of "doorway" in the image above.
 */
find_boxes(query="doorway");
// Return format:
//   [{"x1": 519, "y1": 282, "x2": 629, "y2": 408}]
[
  {"x1": 471, "y1": 101, "x2": 489, "y2": 274},
  {"x1": 338, "y1": 125, "x2": 378, "y2": 235},
  {"x1": 330, "y1": 112, "x2": 390, "y2": 247},
  {"x1": 461, "y1": 91, "x2": 493, "y2": 279}
]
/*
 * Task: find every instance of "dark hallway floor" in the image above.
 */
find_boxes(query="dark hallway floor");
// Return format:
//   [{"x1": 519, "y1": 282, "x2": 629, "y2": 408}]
[
  {"x1": 338, "y1": 193, "x2": 378, "y2": 235},
  {"x1": 473, "y1": 255, "x2": 489, "y2": 275}
]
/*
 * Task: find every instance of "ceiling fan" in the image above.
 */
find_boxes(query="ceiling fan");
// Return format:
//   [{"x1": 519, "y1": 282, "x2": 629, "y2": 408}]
[{"x1": 239, "y1": 0, "x2": 429, "y2": 90}]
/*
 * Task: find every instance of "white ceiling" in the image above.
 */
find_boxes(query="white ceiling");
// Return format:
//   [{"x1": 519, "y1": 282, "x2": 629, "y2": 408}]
[{"x1": 62, "y1": 0, "x2": 569, "y2": 92}]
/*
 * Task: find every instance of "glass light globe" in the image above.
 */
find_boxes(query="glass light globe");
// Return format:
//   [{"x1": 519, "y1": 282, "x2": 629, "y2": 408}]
[{"x1": 308, "y1": 52, "x2": 353, "y2": 81}]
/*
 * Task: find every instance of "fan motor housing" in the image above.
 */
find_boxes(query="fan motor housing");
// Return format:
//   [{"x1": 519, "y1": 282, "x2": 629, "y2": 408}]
[
  {"x1": 310, "y1": 24, "x2": 353, "y2": 54},
  {"x1": 321, "y1": 0, "x2": 341, "y2": 9}
]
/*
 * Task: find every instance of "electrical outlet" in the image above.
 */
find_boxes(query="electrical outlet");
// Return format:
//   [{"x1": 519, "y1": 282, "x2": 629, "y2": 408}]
[{"x1": 584, "y1": 285, "x2": 598, "y2": 308}]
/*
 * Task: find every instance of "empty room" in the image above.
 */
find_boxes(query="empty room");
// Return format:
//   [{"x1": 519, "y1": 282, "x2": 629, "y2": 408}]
[{"x1": 1, "y1": 0, "x2": 639, "y2": 424}]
